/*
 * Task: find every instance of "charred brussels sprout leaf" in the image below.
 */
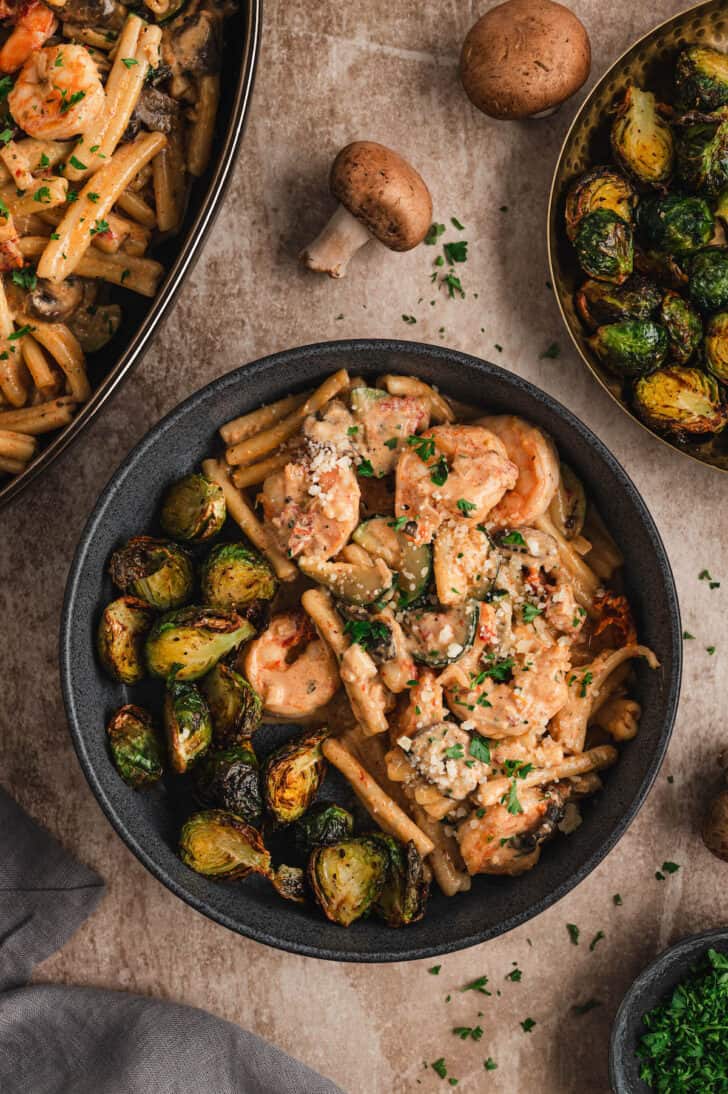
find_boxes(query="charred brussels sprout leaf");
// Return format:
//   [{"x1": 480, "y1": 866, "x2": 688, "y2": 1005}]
[
  {"x1": 611, "y1": 85, "x2": 674, "y2": 187},
  {"x1": 160, "y1": 474, "x2": 226, "y2": 542},
  {"x1": 589, "y1": 319, "x2": 668, "y2": 377},
  {"x1": 292, "y1": 802, "x2": 355, "y2": 857},
  {"x1": 688, "y1": 248, "x2": 728, "y2": 312},
  {"x1": 675, "y1": 46, "x2": 728, "y2": 112},
  {"x1": 109, "y1": 536, "x2": 194, "y2": 611},
  {"x1": 192, "y1": 744, "x2": 262, "y2": 825},
  {"x1": 574, "y1": 210, "x2": 633, "y2": 284},
  {"x1": 636, "y1": 194, "x2": 714, "y2": 254},
  {"x1": 107, "y1": 704, "x2": 164, "y2": 788},
  {"x1": 271, "y1": 864, "x2": 307, "y2": 903},
  {"x1": 634, "y1": 366, "x2": 728, "y2": 437},
  {"x1": 308, "y1": 836, "x2": 388, "y2": 926},
  {"x1": 200, "y1": 662, "x2": 262, "y2": 746},
  {"x1": 565, "y1": 167, "x2": 637, "y2": 242},
  {"x1": 164, "y1": 679, "x2": 213, "y2": 774},
  {"x1": 372, "y1": 836, "x2": 429, "y2": 927},
  {"x1": 179, "y1": 809, "x2": 271, "y2": 880},
  {"x1": 263, "y1": 728, "x2": 329, "y2": 824},
  {"x1": 576, "y1": 275, "x2": 661, "y2": 328},
  {"x1": 659, "y1": 290, "x2": 703, "y2": 364},
  {"x1": 145, "y1": 606, "x2": 255, "y2": 681},
  {"x1": 705, "y1": 310, "x2": 728, "y2": 381},
  {"x1": 201, "y1": 542, "x2": 278, "y2": 611},
  {"x1": 634, "y1": 247, "x2": 689, "y2": 291},
  {"x1": 676, "y1": 118, "x2": 728, "y2": 195},
  {"x1": 97, "y1": 595, "x2": 155, "y2": 684}
]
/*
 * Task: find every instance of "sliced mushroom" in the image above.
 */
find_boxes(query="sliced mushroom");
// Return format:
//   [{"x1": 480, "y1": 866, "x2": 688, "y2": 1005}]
[
  {"x1": 26, "y1": 276, "x2": 92, "y2": 321},
  {"x1": 162, "y1": 7, "x2": 221, "y2": 83},
  {"x1": 125, "y1": 86, "x2": 180, "y2": 141}
]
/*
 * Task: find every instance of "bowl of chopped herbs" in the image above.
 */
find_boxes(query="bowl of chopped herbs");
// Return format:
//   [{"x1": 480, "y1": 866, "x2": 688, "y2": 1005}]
[{"x1": 610, "y1": 927, "x2": 728, "y2": 1092}]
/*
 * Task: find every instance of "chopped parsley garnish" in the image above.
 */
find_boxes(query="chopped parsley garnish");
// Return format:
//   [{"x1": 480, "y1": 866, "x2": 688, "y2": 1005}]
[
  {"x1": 444, "y1": 744, "x2": 465, "y2": 760},
  {"x1": 0, "y1": 197, "x2": 9, "y2": 218},
  {"x1": 343, "y1": 618, "x2": 389, "y2": 651},
  {"x1": 453, "y1": 1025, "x2": 483, "y2": 1042},
  {"x1": 425, "y1": 223, "x2": 446, "y2": 245},
  {"x1": 431, "y1": 1058, "x2": 448, "y2": 1079},
  {"x1": 443, "y1": 272, "x2": 465, "y2": 299},
  {"x1": 522, "y1": 602, "x2": 543, "y2": 624},
  {"x1": 456, "y1": 498, "x2": 476, "y2": 516},
  {"x1": 505, "y1": 966, "x2": 522, "y2": 982},
  {"x1": 579, "y1": 670, "x2": 593, "y2": 698},
  {"x1": 451, "y1": 217, "x2": 465, "y2": 230},
  {"x1": 662, "y1": 860, "x2": 680, "y2": 874},
  {"x1": 500, "y1": 530, "x2": 526, "y2": 547},
  {"x1": 69, "y1": 155, "x2": 87, "y2": 171},
  {"x1": 707, "y1": 645, "x2": 716, "y2": 655},
  {"x1": 589, "y1": 930, "x2": 605, "y2": 952},
  {"x1": 60, "y1": 90, "x2": 85, "y2": 114},
  {"x1": 567, "y1": 923, "x2": 580, "y2": 945},
  {"x1": 383, "y1": 436, "x2": 398, "y2": 449},
  {"x1": 90, "y1": 217, "x2": 109, "y2": 236},
  {"x1": 461, "y1": 975, "x2": 491, "y2": 995},
  {"x1": 683, "y1": 630, "x2": 695, "y2": 640},
  {"x1": 521, "y1": 1018, "x2": 536, "y2": 1033},
  {"x1": 11, "y1": 266, "x2": 36, "y2": 290},
  {"x1": 428, "y1": 965, "x2": 441, "y2": 975},
  {"x1": 484, "y1": 1058, "x2": 497, "y2": 1071},
  {"x1": 67, "y1": 189, "x2": 78, "y2": 203},
  {"x1": 481, "y1": 655, "x2": 514, "y2": 683},
  {"x1": 613, "y1": 893, "x2": 623, "y2": 906},
  {"x1": 407, "y1": 434, "x2": 435, "y2": 462},
  {"x1": 54, "y1": 51, "x2": 64, "y2": 67},
  {"x1": 388, "y1": 516, "x2": 409, "y2": 531},
  {"x1": 540, "y1": 342, "x2": 560, "y2": 359},
  {"x1": 87, "y1": 191, "x2": 99, "y2": 203},
  {"x1": 0, "y1": 127, "x2": 12, "y2": 144},
  {"x1": 120, "y1": 268, "x2": 130, "y2": 283},
  {"x1": 402, "y1": 314, "x2": 417, "y2": 324},
  {"x1": 430, "y1": 456, "x2": 449, "y2": 487},
  {"x1": 469, "y1": 735, "x2": 491, "y2": 763},
  {"x1": 356, "y1": 459, "x2": 374, "y2": 477},
  {"x1": 39, "y1": 152, "x2": 49, "y2": 167},
  {"x1": 573, "y1": 999, "x2": 602, "y2": 1016},
  {"x1": 504, "y1": 779, "x2": 522, "y2": 815},
  {"x1": 346, "y1": 425, "x2": 358, "y2": 436},
  {"x1": 8, "y1": 324, "x2": 34, "y2": 340},
  {"x1": 0, "y1": 76, "x2": 13, "y2": 100},
  {"x1": 122, "y1": 57, "x2": 139, "y2": 67},
  {"x1": 32, "y1": 186, "x2": 51, "y2": 203},
  {"x1": 443, "y1": 240, "x2": 468, "y2": 264}
]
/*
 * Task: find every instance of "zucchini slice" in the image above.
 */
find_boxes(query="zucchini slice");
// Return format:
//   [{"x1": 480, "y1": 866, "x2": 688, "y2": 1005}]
[
  {"x1": 352, "y1": 517, "x2": 432, "y2": 607},
  {"x1": 401, "y1": 601, "x2": 479, "y2": 667},
  {"x1": 299, "y1": 555, "x2": 394, "y2": 607}
]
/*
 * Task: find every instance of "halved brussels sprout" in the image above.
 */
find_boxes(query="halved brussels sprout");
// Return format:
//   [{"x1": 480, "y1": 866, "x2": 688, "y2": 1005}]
[
  {"x1": 201, "y1": 542, "x2": 278, "y2": 611},
  {"x1": 164, "y1": 679, "x2": 213, "y2": 774},
  {"x1": 634, "y1": 247, "x2": 689, "y2": 290},
  {"x1": 292, "y1": 802, "x2": 355, "y2": 857},
  {"x1": 271, "y1": 864, "x2": 306, "y2": 903},
  {"x1": 372, "y1": 836, "x2": 429, "y2": 928},
  {"x1": 548, "y1": 464, "x2": 586, "y2": 540},
  {"x1": 97, "y1": 596, "x2": 156, "y2": 684},
  {"x1": 688, "y1": 248, "x2": 728, "y2": 312},
  {"x1": 658, "y1": 290, "x2": 702, "y2": 365},
  {"x1": 636, "y1": 194, "x2": 714, "y2": 254},
  {"x1": 705, "y1": 311, "x2": 728, "y2": 381},
  {"x1": 200, "y1": 662, "x2": 262, "y2": 746},
  {"x1": 109, "y1": 536, "x2": 194, "y2": 611},
  {"x1": 675, "y1": 46, "x2": 728, "y2": 112},
  {"x1": 299, "y1": 553, "x2": 394, "y2": 607},
  {"x1": 574, "y1": 210, "x2": 633, "y2": 284},
  {"x1": 192, "y1": 744, "x2": 262, "y2": 825},
  {"x1": 588, "y1": 319, "x2": 668, "y2": 377},
  {"x1": 352, "y1": 517, "x2": 432, "y2": 607},
  {"x1": 107, "y1": 703, "x2": 164, "y2": 788},
  {"x1": 676, "y1": 118, "x2": 728, "y2": 195},
  {"x1": 179, "y1": 809, "x2": 271, "y2": 879},
  {"x1": 145, "y1": 607, "x2": 255, "y2": 681},
  {"x1": 634, "y1": 366, "x2": 728, "y2": 437},
  {"x1": 575, "y1": 275, "x2": 661, "y2": 329},
  {"x1": 308, "y1": 836, "x2": 389, "y2": 926},
  {"x1": 401, "y1": 601, "x2": 479, "y2": 667},
  {"x1": 159, "y1": 474, "x2": 226, "y2": 542},
  {"x1": 565, "y1": 166, "x2": 637, "y2": 242},
  {"x1": 611, "y1": 85, "x2": 674, "y2": 187},
  {"x1": 263, "y1": 728, "x2": 329, "y2": 824},
  {"x1": 716, "y1": 188, "x2": 728, "y2": 230}
]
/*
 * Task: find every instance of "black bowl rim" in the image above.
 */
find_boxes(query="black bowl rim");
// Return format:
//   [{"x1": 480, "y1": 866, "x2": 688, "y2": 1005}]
[
  {"x1": 609, "y1": 925, "x2": 728, "y2": 1092},
  {"x1": 0, "y1": 0, "x2": 262, "y2": 511},
  {"x1": 60, "y1": 339, "x2": 683, "y2": 961}
]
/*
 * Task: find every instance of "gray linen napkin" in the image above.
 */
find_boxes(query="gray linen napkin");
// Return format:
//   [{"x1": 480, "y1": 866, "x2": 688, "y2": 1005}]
[{"x1": 0, "y1": 787, "x2": 344, "y2": 1094}]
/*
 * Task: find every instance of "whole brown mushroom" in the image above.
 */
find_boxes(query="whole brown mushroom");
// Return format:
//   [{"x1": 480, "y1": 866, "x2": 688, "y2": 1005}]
[
  {"x1": 301, "y1": 141, "x2": 433, "y2": 278},
  {"x1": 702, "y1": 751, "x2": 728, "y2": 863},
  {"x1": 460, "y1": 0, "x2": 591, "y2": 120}
]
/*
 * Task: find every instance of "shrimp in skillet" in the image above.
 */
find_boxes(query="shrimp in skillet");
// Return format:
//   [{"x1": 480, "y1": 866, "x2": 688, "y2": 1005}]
[
  {"x1": 477, "y1": 415, "x2": 559, "y2": 529},
  {"x1": 0, "y1": 0, "x2": 56, "y2": 73},
  {"x1": 8, "y1": 43, "x2": 105, "y2": 138}
]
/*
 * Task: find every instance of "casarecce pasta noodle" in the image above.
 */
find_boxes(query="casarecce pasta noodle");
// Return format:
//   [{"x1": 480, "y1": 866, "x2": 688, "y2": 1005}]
[
  {"x1": 0, "y1": 0, "x2": 233, "y2": 480},
  {"x1": 211, "y1": 370, "x2": 659, "y2": 895}
]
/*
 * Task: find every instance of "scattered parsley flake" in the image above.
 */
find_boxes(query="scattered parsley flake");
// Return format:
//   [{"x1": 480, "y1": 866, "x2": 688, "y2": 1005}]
[
  {"x1": 500, "y1": 530, "x2": 526, "y2": 547},
  {"x1": 662, "y1": 861, "x2": 680, "y2": 874},
  {"x1": 484, "y1": 1058, "x2": 497, "y2": 1071},
  {"x1": 425, "y1": 223, "x2": 446, "y2": 245},
  {"x1": 567, "y1": 923, "x2": 580, "y2": 945},
  {"x1": 589, "y1": 930, "x2": 605, "y2": 952},
  {"x1": 356, "y1": 459, "x2": 374, "y2": 478},
  {"x1": 430, "y1": 456, "x2": 449, "y2": 487},
  {"x1": 521, "y1": 1018, "x2": 536, "y2": 1033},
  {"x1": 69, "y1": 154, "x2": 87, "y2": 171},
  {"x1": 613, "y1": 893, "x2": 623, "y2": 906},
  {"x1": 428, "y1": 965, "x2": 441, "y2": 975},
  {"x1": 11, "y1": 267, "x2": 36, "y2": 290},
  {"x1": 60, "y1": 90, "x2": 85, "y2": 114},
  {"x1": 683, "y1": 630, "x2": 695, "y2": 640},
  {"x1": 89, "y1": 217, "x2": 109, "y2": 236},
  {"x1": 522, "y1": 602, "x2": 543, "y2": 624},
  {"x1": 402, "y1": 314, "x2": 417, "y2": 324},
  {"x1": 451, "y1": 217, "x2": 465, "y2": 230},
  {"x1": 469, "y1": 736, "x2": 491, "y2": 763},
  {"x1": 32, "y1": 185, "x2": 51, "y2": 203},
  {"x1": 456, "y1": 497, "x2": 476, "y2": 516},
  {"x1": 343, "y1": 618, "x2": 389, "y2": 651},
  {"x1": 443, "y1": 272, "x2": 465, "y2": 299},
  {"x1": 122, "y1": 57, "x2": 139, "y2": 67},
  {"x1": 573, "y1": 999, "x2": 602, "y2": 1016},
  {"x1": 431, "y1": 1058, "x2": 448, "y2": 1079},
  {"x1": 540, "y1": 342, "x2": 560, "y2": 359},
  {"x1": 461, "y1": 976, "x2": 491, "y2": 995},
  {"x1": 443, "y1": 240, "x2": 468, "y2": 264},
  {"x1": 707, "y1": 646, "x2": 716, "y2": 655}
]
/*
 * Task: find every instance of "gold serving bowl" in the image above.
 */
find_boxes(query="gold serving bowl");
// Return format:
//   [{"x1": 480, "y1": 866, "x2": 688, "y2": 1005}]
[{"x1": 547, "y1": 0, "x2": 728, "y2": 471}]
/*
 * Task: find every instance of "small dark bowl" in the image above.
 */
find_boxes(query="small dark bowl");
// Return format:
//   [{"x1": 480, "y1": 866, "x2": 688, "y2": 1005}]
[
  {"x1": 610, "y1": 927, "x2": 728, "y2": 1092},
  {"x1": 60, "y1": 340, "x2": 682, "y2": 962}
]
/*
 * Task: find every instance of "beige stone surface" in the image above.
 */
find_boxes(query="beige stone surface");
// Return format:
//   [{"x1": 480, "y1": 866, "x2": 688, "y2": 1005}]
[{"x1": 2, "y1": 1, "x2": 727, "y2": 1091}]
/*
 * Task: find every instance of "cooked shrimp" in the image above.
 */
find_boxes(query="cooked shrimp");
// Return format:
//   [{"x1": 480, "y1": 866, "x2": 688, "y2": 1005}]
[
  {"x1": 457, "y1": 782, "x2": 572, "y2": 875},
  {"x1": 243, "y1": 611, "x2": 339, "y2": 719},
  {"x1": 351, "y1": 393, "x2": 429, "y2": 477},
  {"x1": 393, "y1": 670, "x2": 446, "y2": 739},
  {"x1": 394, "y1": 425, "x2": 518, "y2": 545},
  {"x1": 477, "y1": 415, "x2": 559, "y2": 529},
  {"x1": 7, "y1": 44, "x2": 105, "y2": 139},
  {"x1": 0, "y1": 1, "x2": 56, "y2": 73}
]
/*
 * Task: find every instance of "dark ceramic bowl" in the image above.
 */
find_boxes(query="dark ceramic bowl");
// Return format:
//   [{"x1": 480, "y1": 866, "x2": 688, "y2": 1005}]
[
  {"x1": 0, "y1": 0, "x2": 261, "y2": 511},
  {"x1": 610, "y1": 927, "x2": 728, "y2": 1092},
  {"x1": 60, "y1": 340, "x2": 682, "y2": 961}
]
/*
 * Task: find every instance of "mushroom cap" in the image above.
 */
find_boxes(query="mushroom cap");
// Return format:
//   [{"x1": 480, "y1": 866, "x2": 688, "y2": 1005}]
[
  {"x1": 330, "y1": 141, "x2": 433, "y2": 252},
  {"x1": 460, "y1": 0, "x2": 591, "y2": 120}
]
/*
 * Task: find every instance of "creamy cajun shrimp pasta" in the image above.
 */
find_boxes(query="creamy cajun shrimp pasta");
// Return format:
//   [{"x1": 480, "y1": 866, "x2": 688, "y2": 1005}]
[{"x1": 0, "y1": 0, "x2": 231, "y2": 480}]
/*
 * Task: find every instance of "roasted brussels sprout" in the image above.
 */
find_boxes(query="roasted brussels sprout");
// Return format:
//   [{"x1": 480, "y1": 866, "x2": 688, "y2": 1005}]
[
  {"x1": 109, "y1": 536, "x2": 194, "y2": 611},
  {"x1": 715, "y1": 188, "x2": 728, "y2": 230},
  {"x1": 676, "y1": 118, "x2": 728, "y2": 195},
  {"x1": 659, "y1": 290, "x2": 702, "y2": 364},
  {"x1": 107, "y1": 703, "x2": 164, "y2": 788},
  {"x1": 201, "y1": 542, "x2": 278, "y2": 611},
  {"x1": 564, "y1": 166, "x2": 637, "y2": 242},
  {"x1": 675, "y1": 46, "x2": 728, "y2": 112},
  {"x1": 588, "y1": 319, "x2": 668, "y2": 377},
  {"x1": 636, "y1": 194, "x2": 714, "y2": 254},
  {"x1": 611, "y1": 85, "x2": 674, "y2": 187},
  {"x1": 97, "y1": 595, "x2": 156, "y2": 684},
  {"x1": 372, "y1": 836, "x2": 429, "y2": 927},
  {"x1": 634, "y1": 366, "x2": 728, "y2": 437},
  {"x1": 145, "y1": 606, "x2": 255, "y2": 681},
  {"x1": 292, "y1": 802, "x2": 355, "y2": 857},
  {"x1": 634, "y1": 247, "x2": 689, "y2": 290},
  {"x1": 308, "y1": 836, "x2": 388, "y2": 926},
  {"x1": 574, "y1": 210, "x2": 633, "y2": 284},
  {"x1": 179, "y1": 809, "x2": 271, "y2": 880},
  {"x1": 159, "y1": 474, "x2": 226, "y2": 542},
  {"x1": 688, "y1": 248, "x2": 728, "y2": 312},
  {"x1": 575, "y1": 275, "x2": 661, "y2": 328},
  {"x1": 200, "y1": 662, "x2": 262, "y2": 746},
  {"x1": 704, "y1": 310, "x2": 728, "y2": 381},
  {"x1": 164, "y1": 679, "x2": 213, "y2": 774},
  {"x1": 263, "y1": 728, "x2": 329, "y2": 825},
  {"x1": 192, "y1": 744, "x2": 262, "y2": 825},
  {"x1": 271, "y1": 864, "x2": 307, "y2": 903}
]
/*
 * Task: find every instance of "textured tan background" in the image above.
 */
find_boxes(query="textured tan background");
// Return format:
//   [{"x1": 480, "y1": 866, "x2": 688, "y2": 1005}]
[{"x1": 2, "y1": 1, "x2": 727, "y2": 1091}]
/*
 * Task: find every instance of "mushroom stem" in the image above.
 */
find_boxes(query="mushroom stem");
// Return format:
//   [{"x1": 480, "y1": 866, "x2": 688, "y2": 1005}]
[{"x1": 301, "y1": 204, "x2": 372, "y2": 278}]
